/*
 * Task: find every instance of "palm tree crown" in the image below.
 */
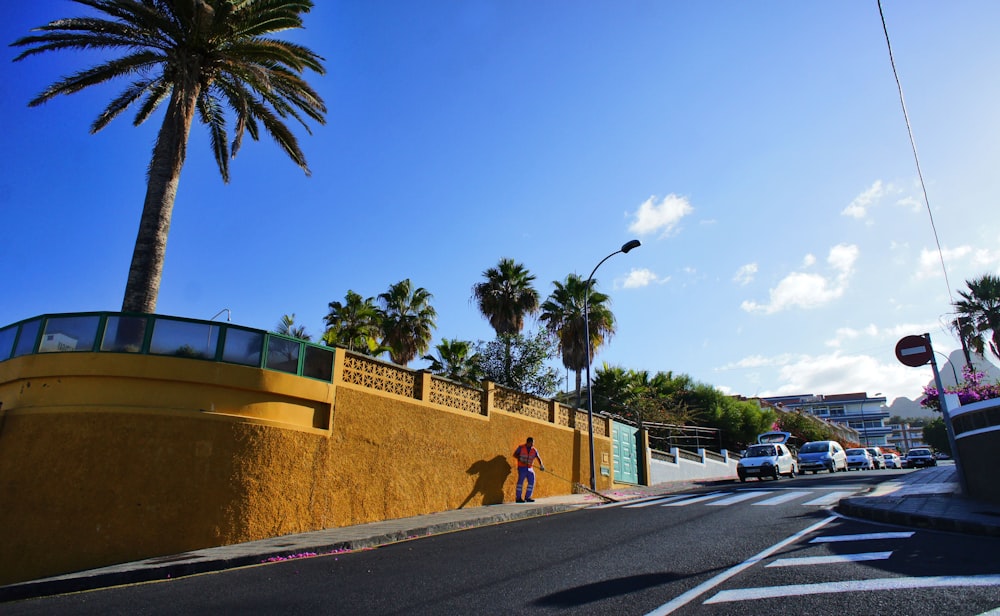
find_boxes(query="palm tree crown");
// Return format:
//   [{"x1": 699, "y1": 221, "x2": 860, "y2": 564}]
[
  {"x1": 472, "y1": 259, "x2": 540, "y2": 336},
  {"x1": 472, "y1": 258, "x2": 540, "y2": 383},
  {"x1": 275, "y1": 314, "x2": 310, "y2": 341},
  {"x1": 323, "y1": 290, "x2": 383, "y2": 355},
  {"x1": 12, "y1": 0, "x2": 327, "y2": 314},
  {"x1": 421, "y1": 338, "x2": 484, "y2": 387},
  {"x1": 954, "y1": 273, "x2": 1000, "y2": 361},
  {"x1": 378, "y1": 279, "x2": 437, "y2": 366},
  {"x1": 539, "y1": 273, "x2": 616, "y2": 405}
]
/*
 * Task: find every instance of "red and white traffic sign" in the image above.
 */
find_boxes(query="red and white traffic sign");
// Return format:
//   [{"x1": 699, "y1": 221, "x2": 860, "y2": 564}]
[{"x1": 895, "y1": 334, "x2": 933, "y2": 367}]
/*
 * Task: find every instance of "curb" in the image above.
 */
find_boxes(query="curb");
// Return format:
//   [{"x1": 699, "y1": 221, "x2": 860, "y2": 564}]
[
  {"x1": 0, "y1": 503, "x2": 581, "y2": 603},
  {"x1": 835, "y1": 497, "x2": 1000, "y2": 538}
]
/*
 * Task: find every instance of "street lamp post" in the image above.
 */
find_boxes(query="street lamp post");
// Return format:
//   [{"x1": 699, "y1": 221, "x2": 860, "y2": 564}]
[
  {"x1": 584, "y1": 239, "x2": 641, "y2": 491},
  {"x1": 860, "y1": 397, "x2": 868, "y2": 447}
]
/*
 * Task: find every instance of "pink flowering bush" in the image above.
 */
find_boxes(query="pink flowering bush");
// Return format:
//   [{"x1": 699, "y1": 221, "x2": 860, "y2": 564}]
[{"x1": 921, "y1": 364, "x2": 1000, "y2": 411}]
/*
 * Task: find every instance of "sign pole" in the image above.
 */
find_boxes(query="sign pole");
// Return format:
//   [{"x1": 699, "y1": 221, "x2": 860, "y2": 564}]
[{"x1": 924, "y1": 334, "x2": 967, "y2": 495}]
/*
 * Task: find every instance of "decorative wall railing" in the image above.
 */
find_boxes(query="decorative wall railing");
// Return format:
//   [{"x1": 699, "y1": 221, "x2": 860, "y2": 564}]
[{"x1": 0, "y1": 312, "x2": 608, "y2": 437}]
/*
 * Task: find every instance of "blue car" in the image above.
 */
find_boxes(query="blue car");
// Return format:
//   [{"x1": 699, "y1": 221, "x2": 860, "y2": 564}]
[{"x1": 797, "y1": 440, "x2": 847, "y2": 474}]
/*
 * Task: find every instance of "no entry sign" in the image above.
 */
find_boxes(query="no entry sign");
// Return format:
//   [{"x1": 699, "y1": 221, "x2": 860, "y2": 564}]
[{"x1": 895, "y1": 334, "x2": 933, "y2": 367}]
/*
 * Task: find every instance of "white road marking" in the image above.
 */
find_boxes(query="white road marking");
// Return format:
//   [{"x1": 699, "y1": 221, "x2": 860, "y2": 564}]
[
  {"x1": 643, "y1": 515, "x2": 837, "y2": 616},
  {"x1": 621, "y1": 494, "x2": 692, "y2": 508},
  {"x1": 801, "y1": 491, "x2": 854, "y2": 506},
  {"x1": 662, "y1": 491, "x2": 729, "y2": 506},
  {"x1": 707, "y1": 491, "x2": 771, "y2": 506},
  {"x1": 753, "y1": 490, "x2": 813, "y2": 506},
  {"x1": 810, "y1": 531, "x2": 914, "y2": 543},
  {"x1": 766, "y1": 551, "x2": 893, "y2": 567},
  {"x1": 704, "y1": 575, "x2": 1000, "y2": 604}
]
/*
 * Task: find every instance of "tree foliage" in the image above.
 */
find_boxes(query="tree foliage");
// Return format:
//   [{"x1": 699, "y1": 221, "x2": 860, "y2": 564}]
[
  {"x1": 476, "y1": 331, "x2": 559, "y2": 398},
  {"x1": 922, "y1": 418, "x2": 951, "y2": 455},
  {"x1": 591, "y1": 365, "x2": 775, "y2": 450},
  {"x1": 776, "y1": 411, "x2": 837, "y2": 444}
]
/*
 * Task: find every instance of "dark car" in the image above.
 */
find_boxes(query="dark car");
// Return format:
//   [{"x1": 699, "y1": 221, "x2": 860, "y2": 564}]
[{"x1": 904, "y1": 447, "x2": 937, "y2": 468}]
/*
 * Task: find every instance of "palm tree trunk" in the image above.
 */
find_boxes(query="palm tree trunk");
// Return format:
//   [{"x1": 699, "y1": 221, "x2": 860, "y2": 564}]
[
  {"x1": 575, "y1": 368, "x2": 583, "y2": 408},
  {"x1": 121, "y1": 83, "x2": 200, "y2": 313},
  {"x1": 503, "y1": 337, "x2": 512, "y2": 385}
]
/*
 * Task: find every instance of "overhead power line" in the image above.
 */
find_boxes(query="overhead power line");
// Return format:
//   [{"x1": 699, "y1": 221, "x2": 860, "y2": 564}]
[{"x1": 877, "y1": 0, "x2": 954, "y2": 302}]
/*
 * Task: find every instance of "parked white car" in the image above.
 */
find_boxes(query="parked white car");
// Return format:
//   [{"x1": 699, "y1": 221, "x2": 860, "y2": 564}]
[
  {"x1": 883, "y1": 452, "x2": 902, "y2": 469},
  {"x1": 737, "y1": 443, "x2": 798, "y2": 481},
  {"x1": 865, "y1": 447, "x2": 886, "y2": 469},
  {"x1": 846, "y1": 448, "x2": 874, "y2": 470}
]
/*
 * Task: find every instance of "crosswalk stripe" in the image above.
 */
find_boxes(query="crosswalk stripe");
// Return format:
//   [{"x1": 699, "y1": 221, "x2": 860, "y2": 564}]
[
  {"x1": 663, "y1": 491, "x2": 729, "y2": 506},
  {"x1": 753, "y1": 490, "x2": 813, "y2": 506},
  {"x1": 704, "y1": 575, "x2": 1000, "y2": 604},
  {"x1": 810, "y1": 531, "x2": 914, "y2": 543},
  {"x1": 623, "y1": 494, "x2": 692, "y2": 508},
  {"x1": 801, "y1": 491, "x2": 854, "y2": 506},
  {"x1": 708, "y1": 491, "x2": 772, "y2": 506},
  {"x1": 766, "y1": 551, "x2": 893, "y2": 567}
]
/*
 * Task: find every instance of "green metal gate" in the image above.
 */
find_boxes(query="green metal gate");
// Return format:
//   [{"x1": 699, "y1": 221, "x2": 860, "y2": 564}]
[{"x1": 612, "y1": 421, "x2": 639, "y2": 484}]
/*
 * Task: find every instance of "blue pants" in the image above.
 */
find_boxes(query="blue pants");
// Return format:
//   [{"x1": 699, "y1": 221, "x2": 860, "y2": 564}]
[{"x1": 516, "y1": 466, "x2": 535, "y2": 500}]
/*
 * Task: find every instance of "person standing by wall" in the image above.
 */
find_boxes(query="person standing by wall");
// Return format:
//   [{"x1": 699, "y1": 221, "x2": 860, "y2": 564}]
[{"x1": 513, "y1": 437, "x2": 545, "y2": 502}]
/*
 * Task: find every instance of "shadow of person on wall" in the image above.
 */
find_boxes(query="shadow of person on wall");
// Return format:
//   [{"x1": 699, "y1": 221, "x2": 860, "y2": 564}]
[{"x1": 458, "y1": 455, "x2": 512, "y2": 508}]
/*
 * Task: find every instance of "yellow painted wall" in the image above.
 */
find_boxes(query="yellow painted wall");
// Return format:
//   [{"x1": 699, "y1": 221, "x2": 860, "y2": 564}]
[{"x1": 0, "y1": 351, "x2": 611, "y2": 585}]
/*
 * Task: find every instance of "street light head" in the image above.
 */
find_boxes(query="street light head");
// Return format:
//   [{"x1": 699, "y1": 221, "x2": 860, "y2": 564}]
[{"x1": 621, "y1": 239, "x2": 641, "y2": 254}]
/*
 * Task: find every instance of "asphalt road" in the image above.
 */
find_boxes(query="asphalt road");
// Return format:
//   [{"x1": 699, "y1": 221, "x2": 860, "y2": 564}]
[{"x1": 6, "y1": 469, "x2": 999, "y2": 615}]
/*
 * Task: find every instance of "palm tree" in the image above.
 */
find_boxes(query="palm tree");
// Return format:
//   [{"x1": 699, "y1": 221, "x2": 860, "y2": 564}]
[
  {"x1": 539, "y1": 273, "x2": 615, "y2": 406},
  {"x1": 471, "y1": 258, "x2": 539, "y2": 382},
  {"x1": 12, "y1": 1, "x2": 326, "y2": 314},
  {"x1": 275, "y1": 314, "x2": 310, "y2": 341},
  {"x1": 378, "y1": 279, "x2": 437, "y2": 366},
  {"x1": 954, "y1": 274, "x2": 1000, "y2": 361},
  {"x1": 421, "y1": 338, "x2": 483, "y2": 386},
  {"x1": 323, "y1": 290, "x2": 384, "y2": 355}
]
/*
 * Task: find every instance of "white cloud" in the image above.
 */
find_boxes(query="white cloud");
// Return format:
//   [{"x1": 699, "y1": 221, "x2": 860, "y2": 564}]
[
  {"x1": 841, "y1": 180, "x2": 893, "y2": 219},
  {"x1": 757, "y1": 352, "x2": 929, "y2": 403},
  {"x1": 740, "y1": 244, "x2": 859, "y2": 314},
  {"x1": 802, "y1": 254, "x2": 816, "y2": 268},
  {"x1": 916, "y1": 246, "x2": 972, "y2": 279},
  {"x1": 628, "y1": 194, "x2": 693, "y2": 238},
  {"x1": 733, "y1": 263, "x2": 758, "y2": 286},
  {"x1": 825, "y1": 324, "x2": 880, "y2": 348},
  {"x1": 718, "y1": 354, "x2": 795, "y2": 370},
  {"x1": 896, "y1": 196, "x2": 922, "y2": 213},
  {"x1": 828, "y1": 243, "x2": 859, "y2": 280},
  {"x1": 972, "y1": 247, "x2": 1000, "y2": 269},
  {"x1": 621, "y1": 268, "x2": 664, "y2": 289}
]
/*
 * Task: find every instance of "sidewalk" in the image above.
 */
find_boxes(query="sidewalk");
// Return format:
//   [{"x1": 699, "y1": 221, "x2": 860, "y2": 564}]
[
  {"x1": 3, "y1": 466, "x2": 999, "y2": 603},
  {"x1": 835, "y1": 464, "x2": 1000, "y2": 536}
]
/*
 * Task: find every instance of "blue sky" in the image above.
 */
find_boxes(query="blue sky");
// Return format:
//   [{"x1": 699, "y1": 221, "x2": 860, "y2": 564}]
[{"x1": 3, "y1": 1, "x2": 1000, "y2": 407}]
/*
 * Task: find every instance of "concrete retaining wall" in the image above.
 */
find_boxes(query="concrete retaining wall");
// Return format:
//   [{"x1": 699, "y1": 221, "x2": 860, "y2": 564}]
[
  {"x1": 647, "y1": 447, "x2": 738, "y2": 484},
  {"x1": 0, "y1": 350, "x2": 609, "y2": 585}
]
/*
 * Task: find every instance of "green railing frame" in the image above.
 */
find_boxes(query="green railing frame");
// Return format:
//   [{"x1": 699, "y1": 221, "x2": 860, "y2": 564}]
[{"x1": 0, "y1": 312, "x2": 336, "y2": 383}]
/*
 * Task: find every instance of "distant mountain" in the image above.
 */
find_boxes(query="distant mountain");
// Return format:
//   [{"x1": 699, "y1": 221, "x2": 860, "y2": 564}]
[{"x1": 888, "y1": 350, "x2": 1000, "y2": 419}]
